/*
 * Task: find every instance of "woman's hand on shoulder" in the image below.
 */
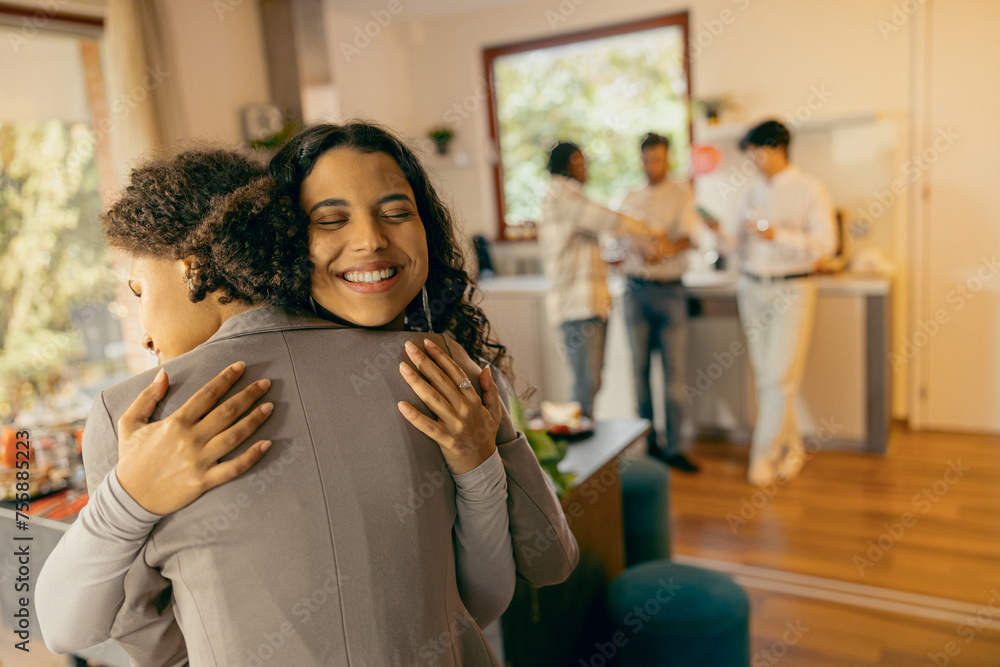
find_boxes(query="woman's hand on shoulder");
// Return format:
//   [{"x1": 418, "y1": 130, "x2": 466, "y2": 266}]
[
  {"x1": 397, "y1": 339, "x2": 500, "y2": 475},
  {"x1": 115, "y1": 362, "x2": 274, "y2": 515}
]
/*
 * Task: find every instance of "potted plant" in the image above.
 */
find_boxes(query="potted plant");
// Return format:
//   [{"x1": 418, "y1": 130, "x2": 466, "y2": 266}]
[
  {"x1": 693, "y1": 95, "x2": 736, "y2": 125},
  {"x1": 428, "y1": 126, "x2": 453, "y2": 155}
]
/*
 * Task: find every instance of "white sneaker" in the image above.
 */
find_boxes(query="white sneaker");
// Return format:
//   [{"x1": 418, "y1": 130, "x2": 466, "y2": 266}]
[{"x1": 747, "y1": 460, "x2": 774, "y2": 486}]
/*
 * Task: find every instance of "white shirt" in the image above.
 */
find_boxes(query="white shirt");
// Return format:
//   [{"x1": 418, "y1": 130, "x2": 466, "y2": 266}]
[
  {"x1": 732, "y1": 165, "x2": 836, "y2": 277},
  {"x1": 538, "y1": 175, "x2": 621, "y2": 325},
  {"x1": 619, "y1": 179, "x2": 700, "y2": 282}
]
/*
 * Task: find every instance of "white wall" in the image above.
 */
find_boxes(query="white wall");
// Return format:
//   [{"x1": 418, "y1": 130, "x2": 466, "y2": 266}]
[
  {"x1": 157, "y1": 0, "x2": 272, "y2": 144},
  {"x1": 321, "y1": 5, "x2": 415, "y2": 129}
]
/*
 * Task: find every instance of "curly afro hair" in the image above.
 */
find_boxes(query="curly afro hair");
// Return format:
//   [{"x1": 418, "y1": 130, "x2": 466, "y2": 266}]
[
  {"x1": 102, "y1": 148, "x2": 312, "y2": 307},
  {"x1": 267, "y1": 121, "x2": 509, "y2": 374}
]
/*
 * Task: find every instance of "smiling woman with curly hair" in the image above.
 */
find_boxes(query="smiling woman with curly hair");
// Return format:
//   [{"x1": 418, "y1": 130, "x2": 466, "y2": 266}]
[
  {"x1": 38, "y1": 124, "x2": 577, "y2": 666},
  {"x1": 265, "y1": 121, "x2": 509, "y2": 375}
]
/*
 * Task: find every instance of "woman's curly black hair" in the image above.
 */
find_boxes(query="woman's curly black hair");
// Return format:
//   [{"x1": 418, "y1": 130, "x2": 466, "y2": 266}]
[
  {"x1": 267, "y1": 121, "x2": 509, "y2": 373},
  {"x1": 101, "y1": 148, "x2": 312, "y2": 307}
]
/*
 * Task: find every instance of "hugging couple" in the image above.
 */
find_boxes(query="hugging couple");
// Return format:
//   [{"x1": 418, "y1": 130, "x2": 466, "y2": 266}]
[{"x1": 36, "y1": 120, "x2": 578, "y2": 666}]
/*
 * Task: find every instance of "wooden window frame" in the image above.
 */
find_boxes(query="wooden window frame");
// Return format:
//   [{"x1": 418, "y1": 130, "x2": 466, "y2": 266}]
[
  {"x1": 0, "y1": 3, "x2": 103, "y2": 29},
  {"x1": 482, "y1": 12, "x2": 691, "y2": 241}
]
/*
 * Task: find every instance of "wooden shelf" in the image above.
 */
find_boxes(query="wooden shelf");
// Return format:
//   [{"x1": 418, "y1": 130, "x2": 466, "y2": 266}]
[{"x1": 694, "y1": 112, "x2": 878, "y2": 144}]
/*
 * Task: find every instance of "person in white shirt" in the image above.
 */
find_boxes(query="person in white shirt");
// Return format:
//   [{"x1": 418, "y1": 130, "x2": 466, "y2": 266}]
[
  {"x1": 727, "y1": 120, "x2": 836, "y2": 485},
  {"x1": 538, "y1": 141, "x2": 656, "y2": 418},
  {"x1": 618, "y1": 133, "x2": 701, "y2": 472}
]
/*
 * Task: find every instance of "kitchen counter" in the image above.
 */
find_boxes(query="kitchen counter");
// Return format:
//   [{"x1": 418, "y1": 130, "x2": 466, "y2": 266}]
[
  {"x1": 478, "y1": 270, "x2": 890, "y2": 296},
  {"x1": 477, "y1": 271, "x2": 892, "y2": 454}
]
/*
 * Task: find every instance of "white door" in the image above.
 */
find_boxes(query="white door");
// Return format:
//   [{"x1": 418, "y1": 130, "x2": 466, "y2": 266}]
[{"x1": 918, "y1": 0, "x2": 1000, "y2": 432}]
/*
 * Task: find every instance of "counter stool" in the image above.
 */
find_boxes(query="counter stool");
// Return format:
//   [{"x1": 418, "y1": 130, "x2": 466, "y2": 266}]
[
  {"x1": 608, "y1": 561, "x2": 750, "y2": 666},
  {"x1": 619, "y1": 455, "x2": 671, "y2": 566}
]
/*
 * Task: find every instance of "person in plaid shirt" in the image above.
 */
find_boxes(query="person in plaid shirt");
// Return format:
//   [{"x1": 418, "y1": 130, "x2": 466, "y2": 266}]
[{"x1": 538, "y1": 141, "x2": 659, "y2": 418}]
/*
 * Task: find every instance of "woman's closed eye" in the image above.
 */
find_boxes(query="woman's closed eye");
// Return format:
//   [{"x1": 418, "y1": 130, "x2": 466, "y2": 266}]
[
  {"x1": 314, "y1": 215, "x2": 350, "y2": 227},
  {"x1": 313, "y1": 210, "x2": 414, "y2": 226},
  {"x1": 382, "y1": 208, "x2": 414, "y2": 221}
]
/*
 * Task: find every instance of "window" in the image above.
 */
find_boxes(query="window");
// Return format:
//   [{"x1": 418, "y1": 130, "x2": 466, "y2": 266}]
[
  {"x1": 0, "y1": 14, "x2": 124, "y2": 431},
  {"x1": 484, "y1": 13, "x2": 691, "y2": 239}
]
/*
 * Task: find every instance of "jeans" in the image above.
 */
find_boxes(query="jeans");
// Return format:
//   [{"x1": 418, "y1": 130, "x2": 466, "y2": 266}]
[
  {"x1": 559, "y1": 317, "x2": 608, "y2": 418},
  {"x1": 736, "y1": 276, "x2": 817, "y2": 467},
  {"x1": 623, "y1": 278, "x2": 688, "y2": 457}
]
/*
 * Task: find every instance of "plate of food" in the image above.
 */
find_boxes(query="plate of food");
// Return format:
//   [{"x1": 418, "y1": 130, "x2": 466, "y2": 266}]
[{"x1": 527, "y1": 400, "x2": 595, "y2": 441}]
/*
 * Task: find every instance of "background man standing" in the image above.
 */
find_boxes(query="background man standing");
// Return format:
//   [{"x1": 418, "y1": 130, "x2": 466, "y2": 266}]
[
  {"x1": 730, "y1": 120, "x2": 836, "y2": 485},
  {"x1": 619, "y1": 132, "x2": 701, "y2": 472}
]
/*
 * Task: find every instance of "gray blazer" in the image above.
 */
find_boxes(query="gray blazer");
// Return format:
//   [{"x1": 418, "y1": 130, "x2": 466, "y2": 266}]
[{"x1": 80, "y1": 306, "x2": 578, "y2": 666}]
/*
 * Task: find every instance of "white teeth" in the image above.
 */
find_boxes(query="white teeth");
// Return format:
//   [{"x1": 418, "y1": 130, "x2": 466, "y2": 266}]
[{"x1": 344, "y1": 267, "x2": 398, "y2": 284}]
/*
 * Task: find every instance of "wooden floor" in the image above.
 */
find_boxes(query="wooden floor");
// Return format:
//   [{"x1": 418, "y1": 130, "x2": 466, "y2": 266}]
[
  {"x1": 746, "y1": 587, "x2": 1000, "y2": 666},
  {"x1": 672, "y1": 425, "x2": 1000, "y2": 665}
]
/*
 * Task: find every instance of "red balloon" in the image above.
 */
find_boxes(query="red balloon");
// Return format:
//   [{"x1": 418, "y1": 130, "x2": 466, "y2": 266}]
[{"x1": 691, "y1": 144, "x2": 722, "y2": 175}]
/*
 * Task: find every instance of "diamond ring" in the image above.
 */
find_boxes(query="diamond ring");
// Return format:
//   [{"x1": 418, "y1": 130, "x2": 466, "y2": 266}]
[{"x1": 458, "y1": 378, "x2": 473, "y2": 390}]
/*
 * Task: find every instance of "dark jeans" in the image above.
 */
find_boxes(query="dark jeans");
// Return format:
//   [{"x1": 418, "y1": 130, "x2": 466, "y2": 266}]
[
  {"x1": 624, "y1": 278, "x2": 688, "y2": 457},
  {"x1": 558, "y1": 317, "x2": 608, "y2": 418}
]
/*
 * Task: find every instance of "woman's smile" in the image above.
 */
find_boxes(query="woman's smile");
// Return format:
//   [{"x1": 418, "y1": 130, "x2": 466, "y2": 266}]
[{"x1": 338, "y1": 260, "x2": 402, "y2": 293}]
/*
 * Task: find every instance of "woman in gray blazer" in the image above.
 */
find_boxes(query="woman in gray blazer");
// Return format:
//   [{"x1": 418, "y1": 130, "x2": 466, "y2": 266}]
[{"x1": 38, "y1": 124, "x2": 578, "y2": 665}]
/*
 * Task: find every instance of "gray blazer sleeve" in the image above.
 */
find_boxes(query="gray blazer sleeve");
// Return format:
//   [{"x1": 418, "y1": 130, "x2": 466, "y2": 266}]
[
  {"x1": 451, "y1": 449, "x2": 515, "y2": 626},
  {"x1": 36, "y1": 468, "x2": 160, "y2": 653},
  {"x1": 37, "y1": 393, "x2": 189, "y2": 665},
  {"x1": 492, "y1": 367, "x2": 580, "y2": 586},
  {"x1": 36, "y1": 395, "x2": 156, "y2": 651}
]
